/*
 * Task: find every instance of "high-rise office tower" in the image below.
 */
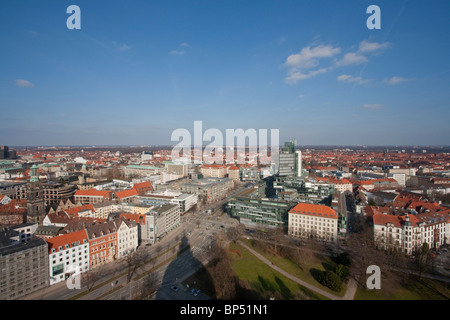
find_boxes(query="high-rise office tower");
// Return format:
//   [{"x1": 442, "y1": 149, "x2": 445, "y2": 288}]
[{"x1": 278, "y1": 139, "x2": 301, "y2": 177}]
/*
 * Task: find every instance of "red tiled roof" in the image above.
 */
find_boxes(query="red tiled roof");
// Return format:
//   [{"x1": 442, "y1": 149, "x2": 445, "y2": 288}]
[
  {"x1": 133, "y1": 181, "x2": 153, "y2": 194},
  {"x1": 289, "y1": 203, "x2": 338, "y2": 219},
  {"x1": 46, "y1": 229, "x2": 88, "y2": 254},
  {"x1": 115, "y1": 188, "x2": 138, "y2": 199},
  {"x1": 373, "y1": 213, "x2": 419, "y2": 228},
  {"x1": 64, "y1": 204, "x2": 95, "y2": 216},
  {"x1": 120, "y1": 213, "x2": 146, "y2": 224}
]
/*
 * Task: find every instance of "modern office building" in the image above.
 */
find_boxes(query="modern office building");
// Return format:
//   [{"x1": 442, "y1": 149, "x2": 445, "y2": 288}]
[
  {"x1": 180, "y1": 177, "x2": 234, "y2": 203},
  {"x1": 278, "y1": 139, "x2": 301, "y2": 177},
  {"x1": 274, "y1": 176, "x2": 335, "y2": 204},
  {"x1": 0, "y1": 146, "x2": 17, "y2": 160},
  {"x1": 42, "y1": 182, "x2": 77, "y2": 207},
  {"x1": 227, "y1": 196, "x2": 292, "y2": 228},
  {"x1": 145, "y1": 203, "x2": 180, "y2": 243},
  {"x1": 136, "y1": 190, "x2": 197, "y2": 215}
]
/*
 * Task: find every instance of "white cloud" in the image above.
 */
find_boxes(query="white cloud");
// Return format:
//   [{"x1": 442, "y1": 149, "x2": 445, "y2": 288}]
[
  {"x1": 358, "y1": 40, "x2": 391, "y2": 53},
  {"x1": 169, "y1": 50, "x2": 185, "y2": 55},
  {"x1": 335, "y1": 40, "x2": 390, "y2": 67},
  {"x1": 284, "y1": 45, "x2": 340, "y2": 84},
  {"x1": 335, "y1": 52, "x2": 368, "y2": 67},
  {"x1": 170, "y1": 42, "x2": 191, "y2": 55},
  {"x1": 285, "y1": 68, "x2": 329, "y2": 84},
  {"x1": 283, "y1": 39, "x2": 392, "y2": 84},
  {"x1": 285, "y1": 45, "x2": 341, "y2": 69},
  {"x1": 384, "y1": 76, "x2": 412, "y2": 85},
  {"x1": 118, "y1": 44, "x2": 131, "y2": 51},
  {"x1": 362, "y1": 103, "x2": 383, "y2": 110},
  {"x1": 337, "y1": 74, "x2": 370, "y2": 85},
  {"x1": 15, "y1": 79, "x2": 34, "y2": 87}
]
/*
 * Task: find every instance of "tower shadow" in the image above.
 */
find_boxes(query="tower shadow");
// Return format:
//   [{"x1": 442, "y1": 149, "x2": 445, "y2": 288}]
[{"x1": 155, "y1": 232, "x2": 213, "y2": 300}]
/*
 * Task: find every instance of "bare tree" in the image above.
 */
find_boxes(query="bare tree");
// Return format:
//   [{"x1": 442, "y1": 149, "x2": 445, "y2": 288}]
[
  {"x1": 225, "y1": 225, "x2": 244, "y2": 243},
  {"x1": 206, "y1": 244, "x2": 237, "y2": 299},
  {"x1": 135, "y1": 273, "x2": 158, "y2": 300},
  {"x1": 125, "y1": 249, "x2": 150, "y2": 283},
  {"x1": 81, "y1": 269, "x2": 100, "y2": 292},
  {"x1": 413, "y1": 243, "x2": 430, "y2": 279},
  {"x1": 346, "y1": 226, "x2": 390, "y2": 286}
]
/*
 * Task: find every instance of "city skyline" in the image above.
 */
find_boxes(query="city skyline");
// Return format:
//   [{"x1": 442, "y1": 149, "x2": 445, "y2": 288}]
[{"x1": 1, "y1": 0, "x2": 450, "y2": 146}]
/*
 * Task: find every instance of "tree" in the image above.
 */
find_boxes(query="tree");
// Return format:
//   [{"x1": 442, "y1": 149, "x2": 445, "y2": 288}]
[
  {"x1": 206, "y1": 244, "x2": 237, "y2": 299},
  {"x1": 346, "y1": 226, "x2": 389, "y2": 286},
  {"x1": 334, "y1": 252, "x2": 351, "y2": 267},
  {"x1": 135, "y1": 273, "x2": 158, "y2": 300},
  {"x1": 125, "y1": 249, "x2": 150, "y2": 283},
  {"x1": 225, "y1": 225, "x2": 245, "y2": 243},
  {"x1": 81, "y1": 269, "x2": 100, "y2": 292},
  {"x1": 318, "y1": 270, "x2": 342, "y2": 292},
  {"x1": 413, "y1": 243, "x2": 430, "y2": 279},
  {"x1": 335, "y1": 264, "x2": 349, "y2": 282}
]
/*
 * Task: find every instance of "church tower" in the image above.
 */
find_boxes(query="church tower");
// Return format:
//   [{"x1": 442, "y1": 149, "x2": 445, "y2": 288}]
[{"x1": 26, "y1": 165, "x2": 46, "y2": 224}]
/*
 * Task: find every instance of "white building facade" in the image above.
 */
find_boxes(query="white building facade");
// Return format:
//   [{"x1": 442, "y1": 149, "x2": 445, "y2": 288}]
[
  {"x1": 47, "y1": 229, "x2": 90, "y2": 286},
  {"x1": 288, "y1": 203, "x2": 338, "y2": 243},
  {"x1": 115, "y1": 218, "x2": 139, "y2": 259}
]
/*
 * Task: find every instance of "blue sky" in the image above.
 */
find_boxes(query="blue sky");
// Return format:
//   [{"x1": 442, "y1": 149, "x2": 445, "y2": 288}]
[{"x1": 1, "y1": 0, "x2": 449, "y2": 146}]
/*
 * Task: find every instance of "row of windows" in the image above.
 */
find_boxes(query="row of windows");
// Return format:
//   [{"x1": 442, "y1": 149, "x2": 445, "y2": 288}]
[
  {"x1": 51, "y1": 246, "x2": 86, "y2": 257},
  {"x1": 52, "y1": 251, "x2": 87, "y2": 264}
]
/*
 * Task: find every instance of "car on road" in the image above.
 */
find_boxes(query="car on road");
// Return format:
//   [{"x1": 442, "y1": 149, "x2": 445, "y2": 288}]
[{"x1": 171, "y1": 286, "x2": 178, "y2": 292}]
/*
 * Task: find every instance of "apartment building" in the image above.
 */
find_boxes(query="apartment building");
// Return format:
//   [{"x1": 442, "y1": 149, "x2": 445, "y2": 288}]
[
  {"x1": 115, "y1": 218, "x2": 138, "y2": 259},
  {"x1": 46, "y1": 229, "x2": 90, "y2": 285},
  {"x1": 227, "y1": 166, "x2": 240, "y2": 181},
  {"x1": 373, "y1": 212, "x2": 448, "y2": 255},
  {"x1": 74, "y1": 189, "x2": 113, "y2": 205},
  {"x1": 288, "y1": 203, "x2": 339, "y2": 243},
  {"x1": 200, "y1": 164, "x2": 227, "y2": 178},
  {"x1": 0, "y1": 234, "x2": 49, "y2": 300},
  {"x1": 84, "y1": 221, "x2": 118, "y2": 269}
]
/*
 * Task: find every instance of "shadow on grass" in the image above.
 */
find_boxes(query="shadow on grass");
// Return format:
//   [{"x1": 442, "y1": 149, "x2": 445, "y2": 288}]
[
  {"x1": 310, "y1": 268, "x2": 325, "y2": 283},
  {"x1": 274, "y1": 276, "x2": 292, "y2": 299},
  {"x1": 400, "y1": 274, "x2": 450, "y2": 300},
  {"x1": 321, "y1": 262, "x2": 335, "y2": 272},
  {"x1": 257, "y1": 275, "x2": 275, "y2": 292}
]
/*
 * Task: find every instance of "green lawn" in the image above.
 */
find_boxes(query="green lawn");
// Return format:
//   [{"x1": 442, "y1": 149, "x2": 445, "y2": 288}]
[
  {"x1": 355, "y1": 273, "x2": 450, "y2": 300},
  {"x1": 228, "y1": 242, "x2": 329, "y2": 300},
  {"x1": 237, "y1": 238, "x2": 347, "y2": 297}
]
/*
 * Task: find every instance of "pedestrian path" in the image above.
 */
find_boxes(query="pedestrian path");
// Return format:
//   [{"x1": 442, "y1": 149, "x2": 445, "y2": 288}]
[{"x1": 237, "y1": 240, "x2": 357, "y2": 300}]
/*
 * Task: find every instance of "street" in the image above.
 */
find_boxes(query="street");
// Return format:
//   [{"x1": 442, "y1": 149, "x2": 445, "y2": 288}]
[{"x1": 21, "y1": 184, "x2": 246, "y2": 300}]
